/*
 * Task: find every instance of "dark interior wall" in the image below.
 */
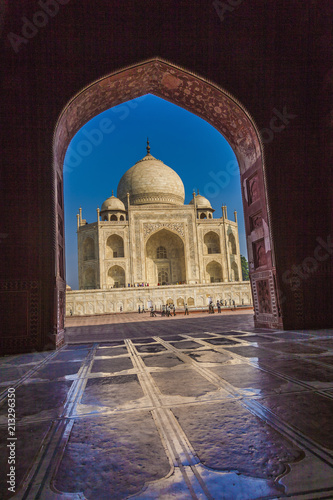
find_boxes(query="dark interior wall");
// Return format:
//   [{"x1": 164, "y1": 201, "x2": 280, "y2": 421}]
[{"x1": 0, "y1": 0, "x2": 332, "y2": 352}]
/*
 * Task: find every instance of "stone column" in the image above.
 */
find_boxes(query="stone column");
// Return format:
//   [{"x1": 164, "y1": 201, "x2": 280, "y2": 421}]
[
  {"x1": 96, "y1": 209, "x2": 101, "y2": 289},
  {"x1": 127, "y1": 193, "x2": 134, "y2": 285},
  {"x1": 222, "y1": 207, "x2": 231, "y2": 281},
  {"x1": 234, "y1": 211, "x2": 242, "y2": 281}
]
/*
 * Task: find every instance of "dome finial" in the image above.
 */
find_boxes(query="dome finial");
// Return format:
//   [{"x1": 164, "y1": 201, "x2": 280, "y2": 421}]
[
  {"x1": 112, "y1": 189, "x2": 114, "y2": 196},
  {"x1": 146, "y1": 137, "x2": 151, "y2": 155},
  {"x1": 197, "y1": 189, "x2": 199, "y2": 195}
]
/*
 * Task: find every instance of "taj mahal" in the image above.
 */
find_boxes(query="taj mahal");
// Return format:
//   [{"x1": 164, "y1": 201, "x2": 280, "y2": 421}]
[{"x1": 66, "y1": 141, "x2": 252, "y2": 315}]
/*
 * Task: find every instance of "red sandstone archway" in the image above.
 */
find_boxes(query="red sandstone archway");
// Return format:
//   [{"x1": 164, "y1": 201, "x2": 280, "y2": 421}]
[{"x1": 53, "y1": 58, "x2": 282, "y2": 345}]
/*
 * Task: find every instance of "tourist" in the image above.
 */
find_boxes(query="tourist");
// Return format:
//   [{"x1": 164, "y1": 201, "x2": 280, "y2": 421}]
[
  {"x1": 184, "y1": 303, "x2": 189, "y2": 315},
  {"x1": 217, "y1": 300, "x2": 221, "y2": 313},
  {"x1": 138, "y1": 305, "x2": 141, "y2": 314}
]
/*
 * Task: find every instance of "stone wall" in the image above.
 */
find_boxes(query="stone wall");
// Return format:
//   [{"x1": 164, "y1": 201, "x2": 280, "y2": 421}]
[{"x1": 66, "y1": 282, "x2": 252, "y2": 316}]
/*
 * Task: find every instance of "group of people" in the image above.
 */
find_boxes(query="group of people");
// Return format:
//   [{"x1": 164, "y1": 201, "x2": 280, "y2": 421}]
[
  {"x1": 162, "y1": 304, "x2": 177, "y2": 317},
  {"x1": 162, "y1": 303, "x2": 189, "y2": 316},
  {"x1": 138, "y1": 303, "x2": 190, "y2": 317},
  {"x1": 208, "y1": 299, "x2": 236, "y2": 314},
  {"x1": 138, "y1": 299, "x2": 237, "y2": 317}
]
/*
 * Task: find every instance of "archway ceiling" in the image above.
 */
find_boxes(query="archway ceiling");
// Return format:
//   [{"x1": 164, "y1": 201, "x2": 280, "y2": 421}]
[{"x1": 55, "y1": 59, "x2": 261, "y2": 174}]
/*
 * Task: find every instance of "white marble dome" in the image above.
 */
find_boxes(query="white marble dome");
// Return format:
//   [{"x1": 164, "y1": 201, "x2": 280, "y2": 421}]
[
  {"x1": 189, "y1": 193, "x2": 212, "y2": 209},
  {"x1": 101, "y1": 194, "x2": 126, "y2": 212},
  {"x1": 117, "y1": 146, "x2": 185, "y2": 206}
]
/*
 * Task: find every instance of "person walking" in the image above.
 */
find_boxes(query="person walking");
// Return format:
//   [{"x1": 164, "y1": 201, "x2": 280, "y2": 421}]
[
  {"x1": 217, "y1": 300, "x2": 221, "y2": 313},
  {"x1": 138, "y1": 305, "x2": 141, "y2": 314},
  {"x1": 184, "y1": 303, "x2": 189, "y2": 315},
  {"x1": 173, "y1": 305, "x2": 176, "y2": 316}
]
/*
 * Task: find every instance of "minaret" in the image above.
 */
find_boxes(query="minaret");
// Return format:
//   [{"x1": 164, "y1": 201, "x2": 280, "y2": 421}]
[{"x1": 192, "y1": 190, "x2": 197, "y2": 213}]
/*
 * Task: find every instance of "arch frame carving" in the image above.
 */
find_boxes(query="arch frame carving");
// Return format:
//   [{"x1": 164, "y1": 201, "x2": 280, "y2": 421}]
[
  {"x1": 143, "y1": 222, "x2": 185, "y2": 242},
  {"x1": 107, "y1": 262, "x2": 126, "y2": 273}
]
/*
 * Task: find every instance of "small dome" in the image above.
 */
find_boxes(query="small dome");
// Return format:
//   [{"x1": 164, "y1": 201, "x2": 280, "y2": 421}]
[
  {"x1": 189, "y1": 194, "x2": 212, "y2": 209},
  {"x1": 117, "y1": 141, "x2": 185, "y2": 206},
  {"x1": 101, "y1": 194, "x2": 126, "y2": 212}
]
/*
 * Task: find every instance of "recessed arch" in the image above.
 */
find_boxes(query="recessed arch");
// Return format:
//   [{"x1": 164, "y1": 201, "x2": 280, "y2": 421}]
[
  {"x1": 146, "y1": 228, "x2": 186, "y2": 285},
  {"x1": 204, "y1": 231, "x2": 221, "y2": 255},
  {"x1": 83, "y1": 267, "x2": 96, "y2": 289},
  {"x1": 107, "y1": 265, "x2": 125, "y2": 288},
  {"x1": 106, "y1": 234, "x2": 124, "y2": 259},
  {"x1": 54, "y1": 57, "x2": 281, "y2": 330},
  {"x1": 177, "y1": 297, "x2": 184, "y2": 307},
  {"x1": 228, "y1": 233, "x2": 237, "y2": 255},
  {"x1": 231, "y1": 261, "x2": 239, "y2": 281},
  {"x1": 82, "y1": 237, "x2": 95, "y2": 260},
  {"x1": 206, "y1": 261, "x2": 223, "y2": 283}
]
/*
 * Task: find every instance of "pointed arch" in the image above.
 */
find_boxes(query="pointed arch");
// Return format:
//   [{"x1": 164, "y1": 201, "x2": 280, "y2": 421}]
[{"x1": 53, "y1": 57, "x2": 281, "y2": 331}]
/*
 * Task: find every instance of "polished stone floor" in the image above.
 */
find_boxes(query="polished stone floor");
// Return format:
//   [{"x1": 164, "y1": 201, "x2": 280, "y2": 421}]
[{"x1": 1, "y1": 313, "x2": 333, "y2": 499}]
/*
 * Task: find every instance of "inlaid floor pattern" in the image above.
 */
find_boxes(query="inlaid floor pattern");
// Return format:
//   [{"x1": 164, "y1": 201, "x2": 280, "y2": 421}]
[{"x1": 1, "y1": 318, "x2": 333, "y2": 499}]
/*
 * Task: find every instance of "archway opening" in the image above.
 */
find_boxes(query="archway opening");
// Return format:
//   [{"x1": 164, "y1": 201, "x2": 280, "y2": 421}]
[
  {"x1": 146, "y1": 229, "x2": 186, "y2": 285},
  {"x1": 106, "y1": 235, "x2": 124, "y2": 259},
  {"x1": 54, "y1": 58, "x2": 281, "y2": 334},
  {"x1": 206, "y1": 261, "x2": 223, "y2": 283},
  {"x1": 82, "y1": 237, "x2": 95, "y2": 260},
  {"x1": 83, "y1": 268, "x2": 96, "y2": 289},
  {"x1": 107, "y1": 265, "x2": 125, "y2": 288},
  {"x1": 204, "y1": 231, "x2": 221, "y2": 255}
]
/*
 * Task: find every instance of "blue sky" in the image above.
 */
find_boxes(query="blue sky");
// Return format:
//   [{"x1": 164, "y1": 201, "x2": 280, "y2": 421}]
[{"x1": 64, "y1": 94, "x2": 247, "y2": 289}]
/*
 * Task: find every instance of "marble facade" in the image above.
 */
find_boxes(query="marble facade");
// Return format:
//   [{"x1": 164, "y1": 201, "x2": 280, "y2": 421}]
[{"x1": 70, "y1": 146, "x2": 251, "y2": 315}]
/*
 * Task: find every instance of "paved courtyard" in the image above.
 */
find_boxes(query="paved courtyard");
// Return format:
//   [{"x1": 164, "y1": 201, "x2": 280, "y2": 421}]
[{"x1": 1, "y1": 312, "x2": 333, "y2": 499}]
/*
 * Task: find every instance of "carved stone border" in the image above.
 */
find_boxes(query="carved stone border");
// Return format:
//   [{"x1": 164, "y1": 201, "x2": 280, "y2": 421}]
[
  {"x1": 251, "y1": 270, "x2": 280, "y2": 327},
  {"x1": 143, "y1": 222, "x2": 185, "y2": 240}
]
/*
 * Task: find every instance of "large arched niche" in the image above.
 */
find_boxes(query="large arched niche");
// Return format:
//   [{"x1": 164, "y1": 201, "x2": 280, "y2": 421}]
[
  {"x1": 145, "y1": 228, "x2": 186, "y2": 285},
  {"x1": 54, "y1": 58, "x2": 282, "y2": 337}
]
